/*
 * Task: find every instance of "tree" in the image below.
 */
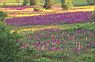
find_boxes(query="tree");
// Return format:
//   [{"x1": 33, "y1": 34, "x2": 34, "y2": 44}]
[
  {"x1": 29, "y1": 0, "x2": 41, "y2": 11},
  {"x1": 23, "y1": 0, "x2": 28, "y2": 5},
  {"x1": 87, "y1": 0, "x2": 95, "y2": 5},
  {"x1": 61, "y1": 0, "x2": 66, "y2": 8},
  {"x1": 0, "y1": 22, "x2": 23, "y2": 62},
  {"x1": 61, "y1": 0, "x2": 73, "y2": 10},
  {"x1": 30, "y1": 0, "x2": 37, "y2": 5},
  {"x1": 44, "y1": 0, "x2": 53, "y2": 9}
]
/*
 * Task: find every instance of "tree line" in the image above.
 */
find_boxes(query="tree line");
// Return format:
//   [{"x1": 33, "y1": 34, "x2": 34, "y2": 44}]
[
  {"x1": 23, "y1": 0, "x2": 95, "y2": 10},
  {"x1": 23, "y1": 0, "x2": 73, "y2": 10}
]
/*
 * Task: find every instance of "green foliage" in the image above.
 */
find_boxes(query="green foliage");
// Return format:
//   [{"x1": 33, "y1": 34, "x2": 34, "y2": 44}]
[
  {"x1": 65, "y1": 49, "x2": 95, "y2": 62},
  {"x1": 30, "y1": 0, "x2": 39, "y2": 5},
  {"x1": 34, "y1": 57, "x2": 52, "y2": 62},
  {"x1": 61, "y1": 0, "x2": 73, "y2": 10},
  {"x1": 21, "y1": 55, "x2": 35, "y2": 62},
  {"x1": 0, "y1": 22, "x2": 23, "y2": 62},
  {"x1": 20, "y1": 45, "x2": 37, "y2": 62},
  {"x1": 0, "y1": 11, "x2": 7, "y2": 21},
  {"x1": 44, "y1": 0, "x2": 53, "y2": 9},
  {"x1": 77, "y1": 22, "x2": 95, "y2": 29},
  {"x1": 73, "y1": 49, "x2": 95, "y2": 62},
  {"x1": 25, "y1": 46, "x2": 36, "y2": 56},
  {"x1": 40, "y1": 50, "x2": 64, "y2": 58},
  {"x1": 87, "y1": 0, "x2": 95, "y2": 5}
]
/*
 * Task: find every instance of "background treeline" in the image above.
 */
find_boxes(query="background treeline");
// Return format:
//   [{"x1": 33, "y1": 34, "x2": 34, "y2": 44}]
[{"x1": 0, "y1": 0, "x2": 95, "y2": 6}]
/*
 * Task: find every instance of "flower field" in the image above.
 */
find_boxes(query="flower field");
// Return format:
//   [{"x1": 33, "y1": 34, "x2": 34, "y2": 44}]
[
  {"x1": 5, "y1": 11, "x2": 92, "y2": 26},
  {"x1": 21, "y1": 28, "x2": 95, "y2": 52},
  {"x1": 0, "y1": 4, "x2": 95, "y2": 62}
]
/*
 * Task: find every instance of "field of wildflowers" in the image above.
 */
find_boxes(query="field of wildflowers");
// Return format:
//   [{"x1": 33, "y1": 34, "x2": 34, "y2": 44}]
[
  {"x1": 0, "y1": 4, "x2": 95, "y2": 62},
  {"x1": 19, "y1": 23, "x2": 95, "y2": 62},
  {"x1": 22, "y1": 28, "x2": 95, "y2": 51}
]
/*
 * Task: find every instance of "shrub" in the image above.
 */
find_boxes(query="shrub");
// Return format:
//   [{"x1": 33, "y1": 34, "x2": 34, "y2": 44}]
[
  {"x1": 0, "y1": 11, "x2": 7, "y2": 21},
  {"x1": 0, "y1": 22, "x2": 23, "y2": 62}
]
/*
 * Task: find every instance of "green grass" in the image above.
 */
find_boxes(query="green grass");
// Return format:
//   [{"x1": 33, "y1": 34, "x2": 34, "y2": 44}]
[{"x1": 10, "y1": 22, "x2": 95, "y2": 32}]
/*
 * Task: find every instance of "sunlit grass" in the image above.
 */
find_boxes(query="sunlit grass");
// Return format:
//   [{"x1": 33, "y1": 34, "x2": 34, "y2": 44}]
[{"x1": 10, "y1": 22, "x2": 95, "y2": 33}]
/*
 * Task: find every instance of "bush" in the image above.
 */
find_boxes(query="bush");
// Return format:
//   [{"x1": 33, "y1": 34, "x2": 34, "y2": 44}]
[
  {"x1": 0, "y1": 22, "x2": 23, "y2": 62},
  {"x1": 0, "y1": 11, "x2": 7, "y2": 21},
  {"x1": 62, "y1": 2, "x2": 73, "y2": 10}
]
